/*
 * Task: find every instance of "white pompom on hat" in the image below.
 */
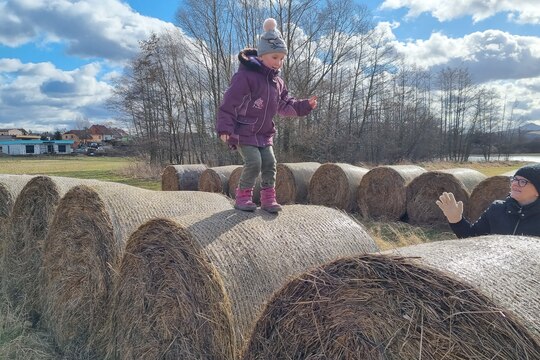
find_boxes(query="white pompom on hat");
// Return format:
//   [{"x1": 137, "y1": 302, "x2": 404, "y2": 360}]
[
  {"x1": 263, "y1": 18, "x2": 277, "y2": 32},
  {"x1": 258, "y1": 17, "x2": 287, "y2": 56}
]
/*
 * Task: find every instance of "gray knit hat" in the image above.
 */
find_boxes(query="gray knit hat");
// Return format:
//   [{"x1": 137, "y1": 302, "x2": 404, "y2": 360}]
[
  {"x1": 257, "y1": 18, "x2": 287, "y2": 56},
  {"x1": 515, "y1": 163, "x2": 540, "y2": 192}
]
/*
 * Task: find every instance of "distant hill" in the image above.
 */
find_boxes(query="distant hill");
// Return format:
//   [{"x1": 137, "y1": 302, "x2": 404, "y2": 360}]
[
  {"x1": 519, "y1": 122, "x2": 540, "y2": 140},
  {"x1": 520, "y1": 122, "x2": 540, "y2": 132}
]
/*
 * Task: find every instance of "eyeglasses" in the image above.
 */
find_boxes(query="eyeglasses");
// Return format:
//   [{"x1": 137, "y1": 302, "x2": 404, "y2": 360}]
[{"x1": 510, "y1": 176, "x2": 529, "y2": 187}]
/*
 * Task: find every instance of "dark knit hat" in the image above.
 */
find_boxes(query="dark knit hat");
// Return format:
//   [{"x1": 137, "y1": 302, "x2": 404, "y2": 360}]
[
  {"x1": 515, "y1": 163, "x2": 540, "y2": 192},
  {"x1": 257, "y1": 18, "x2": 287, "y2": 56}
]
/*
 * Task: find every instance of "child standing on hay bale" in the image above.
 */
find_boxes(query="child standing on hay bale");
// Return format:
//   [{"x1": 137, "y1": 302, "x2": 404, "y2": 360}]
[
  {"x1": 436, "y1": 163, "x2": 540, "y2": 238},
  {"x1": 216, "y1": 18, "x2": 317, "y2": 213}
]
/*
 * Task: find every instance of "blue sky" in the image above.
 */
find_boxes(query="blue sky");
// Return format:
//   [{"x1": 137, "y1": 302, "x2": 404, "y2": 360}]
[{"x1": 1, "y1": 0, "x2": 539, "y2": 132}]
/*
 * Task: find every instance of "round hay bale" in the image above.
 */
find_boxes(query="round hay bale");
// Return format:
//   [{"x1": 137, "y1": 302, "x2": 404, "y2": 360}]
[
  {"x1": 198, "y1": 165, "x2": 241, "y2": 194},
  {"x1": 243, "y1": 235, "x2": 540, "y2": 359},
  {"x1": 467, "y1": 175, "x2": 510, "y2": 222},
  {"x1": 388, "y1": 235, "x2": 540, "y2": 339},
  {"x1": 357, "y1": 165, "x2": 426, "y2": 220},
  {"x1": 275, "y1": 162, "x2": 320, "y2": 204},
  {"x1": 406, "y1": 168, "x2": 486, "y2": 225},
  {"x1": 41, "y1": 183, "x2": 233, "y2": 353},
  {"x1": 0, "y1": 175, "x2": 34, "y2": 290},
  {"x1": 0, "y1": 175, "x2": 34, "y2": 250},
  {"x1": 228, "y1": 166, "x2": 261, "y2": 204},
  {"x1": 3, "y1": 176, "x2": 96, "y2": 313},
  {"x1": 161, "y1": 164, "x2": 207, "y2": 191},
  {"x1": 103, "y1": 205, "x2": 379, "y2": 359},
  {"x1": 0, "y1": 175, "x2": 34, "y2": 220},
  {"x1": 309, "y1": 163, "x2": 369, "y2": 212}
]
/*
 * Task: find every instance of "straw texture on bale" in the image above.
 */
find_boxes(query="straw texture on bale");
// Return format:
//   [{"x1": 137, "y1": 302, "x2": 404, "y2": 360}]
[
  {"x1": 228, "y1": 166, "x2": 261, "y2": 203},
  {"x1": 467, "y1": 175, "x2": 510, "y2": 222},
  {"x1": 0, "y1": 174, "x2": 34, "y2": 220},
  {"x1": 0, "y1": 175, "x2": 34, "y2": 289},
  {"x1": 309, "y1": 163, "x2": 369, "y2": 212},
  {"x1": 41, "y1": 181, "x2": 233, "y2": 353},
  {"x1": 390, "y1": 235, "x2": 540, "y2": 339},
  {"x1": 161, "y1": 164, "x2": 207, "y2": 191},
  {"x1": 357, "y1": 165, "x2": 426, "y2": 220},
  {"x1": 198, "y1": 165, "x2": 241, "y2": 194},
  {"x1": 244, "y1": 236, "x2": 540, "y2": 359},
  {"x1": 3, "y1": 176, "x2": 94, "y2": 313},
  {"x1": 0, "y1": 175, "x2": 33, "y2": 251},
  {"x1": 406, "y1": 168, "x2": 486, "y2": 225},
  {"x1": 104, "y1": 205, "x2": 379, "y2": 359},
  {"x1": 275, "y1": 162, "x2": 320, "y2": 204}
]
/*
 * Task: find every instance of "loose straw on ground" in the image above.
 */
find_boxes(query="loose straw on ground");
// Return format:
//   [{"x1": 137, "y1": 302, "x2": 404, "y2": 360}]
[
  {"x1": 357, "y1": 165, "x2": 426, "y2": 220},
  {"x1": 406, "y1": 168, "x2": 486, "y2": 225},
  {"x1": 3, "y1": 176, "x2": 95, "y2": 315},
  {"x1": 275, "y1": 162, "x2": 320, "y2": 204},
  {"x1": 467, "y1": 175, "x2": 510, "y2": 222},
  {"x1": 161, "y1": 164, "x2": 207, "y2": 191},
  {"x1": 103, "y1": 205, "x2": 379, "y2": 359},
  {"x1": 198, "y1": 165, "x2": 241, "y2": 194},
  {"x1": 228, "y1": 166, "x2": 261, "y2": 203},
  {"x1": 41, "y1": 181, "x2": 233, "y2": 356},
  {"x1": 243, "y1": 235, "x2": 540, "y2": 359},
  {"x1": 309, "y1": 163, "x2": 369, "y2": 212}
]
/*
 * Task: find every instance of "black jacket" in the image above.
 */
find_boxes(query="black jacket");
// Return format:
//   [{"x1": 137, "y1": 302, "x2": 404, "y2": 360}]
[{"x1": 450, "y1": 196, "x2": 540, "y2": 238}]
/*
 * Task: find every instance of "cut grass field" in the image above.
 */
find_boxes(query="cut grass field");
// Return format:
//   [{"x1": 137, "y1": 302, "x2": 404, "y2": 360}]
[{"x1": 0, "y1": 155, "x2": 162, "y2": 190}]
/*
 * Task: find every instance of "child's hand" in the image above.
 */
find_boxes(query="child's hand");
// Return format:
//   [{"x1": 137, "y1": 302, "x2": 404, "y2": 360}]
[
  {"x1": 220, "y1": 134, "x2": 230, "y2": 143},
  {"x1": 308, "y1": 96, "x2": 318, "y2": 109}
]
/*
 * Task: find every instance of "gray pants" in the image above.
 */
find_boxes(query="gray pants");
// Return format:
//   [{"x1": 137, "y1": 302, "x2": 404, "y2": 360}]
[{"x1": 237, "y1": 145, "x2": 276, "y2": 189}]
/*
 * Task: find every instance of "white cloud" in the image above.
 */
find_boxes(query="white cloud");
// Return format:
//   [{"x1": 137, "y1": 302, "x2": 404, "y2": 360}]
[
  {"x1": 380, "y1": 0, "x2": 540, "y2": 24},
  {"x1": 392, "y1": 30, "x2": 540, "y2": 83},
  {"x1": 0, "y1": 58, "x2": 116, "y2": 131},
  {"x1": 373, "y1": 21, "x2": 399, "y2": 42},
  {"x1": 484, "y1": 76, "x2": 540, "y2": 121},
  {"x1": 0, "y1": 0, "x2": 178, "y2": 62}
]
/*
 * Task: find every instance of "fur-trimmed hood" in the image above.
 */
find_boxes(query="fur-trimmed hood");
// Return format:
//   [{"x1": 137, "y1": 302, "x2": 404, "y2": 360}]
[{"x1": 237, "y1": 48, "x2": 279, "y2": 76}]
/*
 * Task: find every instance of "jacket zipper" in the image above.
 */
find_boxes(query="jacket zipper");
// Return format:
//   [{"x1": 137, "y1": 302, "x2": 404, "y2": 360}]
[
  {"x1": 512, "y1": 208, "x2": 522, "y2": 235},
  {"x1": 255, "y1": 72, "x2": 272, "y2": 146}
]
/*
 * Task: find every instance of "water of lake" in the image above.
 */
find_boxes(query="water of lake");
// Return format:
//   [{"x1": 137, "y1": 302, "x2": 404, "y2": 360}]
[{"x1": 468, "y1": 154, "x2": 540, "y2": 163}]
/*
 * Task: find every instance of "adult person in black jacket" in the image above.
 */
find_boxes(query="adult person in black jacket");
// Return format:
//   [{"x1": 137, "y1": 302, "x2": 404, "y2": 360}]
[{"x1": 436, "y1": 163, "x2": 540, "y2": 238}]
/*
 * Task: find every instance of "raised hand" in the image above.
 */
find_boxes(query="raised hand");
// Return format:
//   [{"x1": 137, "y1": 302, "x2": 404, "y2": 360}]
[
  {"x1": 436, "y1": 192, "x2": 463, "y2": 223},
  {"x1": 308, "y1": 96, "x2": 318, "y2": 109}
]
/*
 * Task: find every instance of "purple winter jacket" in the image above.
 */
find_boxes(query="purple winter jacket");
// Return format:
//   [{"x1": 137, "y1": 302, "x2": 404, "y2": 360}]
[{"x1": 216, "y1": 48, "x2": 313, "y2": 148}]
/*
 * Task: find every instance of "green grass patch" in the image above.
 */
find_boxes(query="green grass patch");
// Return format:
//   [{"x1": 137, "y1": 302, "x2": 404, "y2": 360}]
[{"x1": 0, "y1": 156, "x2": 161, "y2": 190}]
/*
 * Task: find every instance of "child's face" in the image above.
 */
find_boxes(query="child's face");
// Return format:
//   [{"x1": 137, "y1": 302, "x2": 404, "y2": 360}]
[{"x1": 259, "y1": 52, "x2": 286, "y2": 71}]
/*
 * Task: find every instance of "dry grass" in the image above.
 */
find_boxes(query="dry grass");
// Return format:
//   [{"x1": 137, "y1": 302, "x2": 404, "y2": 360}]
[
  {"x1": 0, "y1": 297, "x2": 59, "y2": 359},
  {"x1": 359, "y1": 217, "x2": 455, "y2": 251},
  {"x1": 113, "y1": 161, "x2": 163, "y2": 180}
]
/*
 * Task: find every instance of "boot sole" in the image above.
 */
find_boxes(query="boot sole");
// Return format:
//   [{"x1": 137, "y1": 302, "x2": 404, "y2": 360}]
[
  {"x1": 234, "y1": 204, "x2": 257, "y2": 212},
  {"x1": 261, "y1": 206, "x2": 282, "y2": 213}
]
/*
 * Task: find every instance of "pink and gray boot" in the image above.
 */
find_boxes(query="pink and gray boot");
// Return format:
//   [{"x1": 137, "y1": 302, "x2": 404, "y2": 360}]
[
  {"x1": 260, "y1": 187, "x2": 282, "y2": 213},
  {"x1": 234, "y1": 188, "x2": 257, "y2": 211}
]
